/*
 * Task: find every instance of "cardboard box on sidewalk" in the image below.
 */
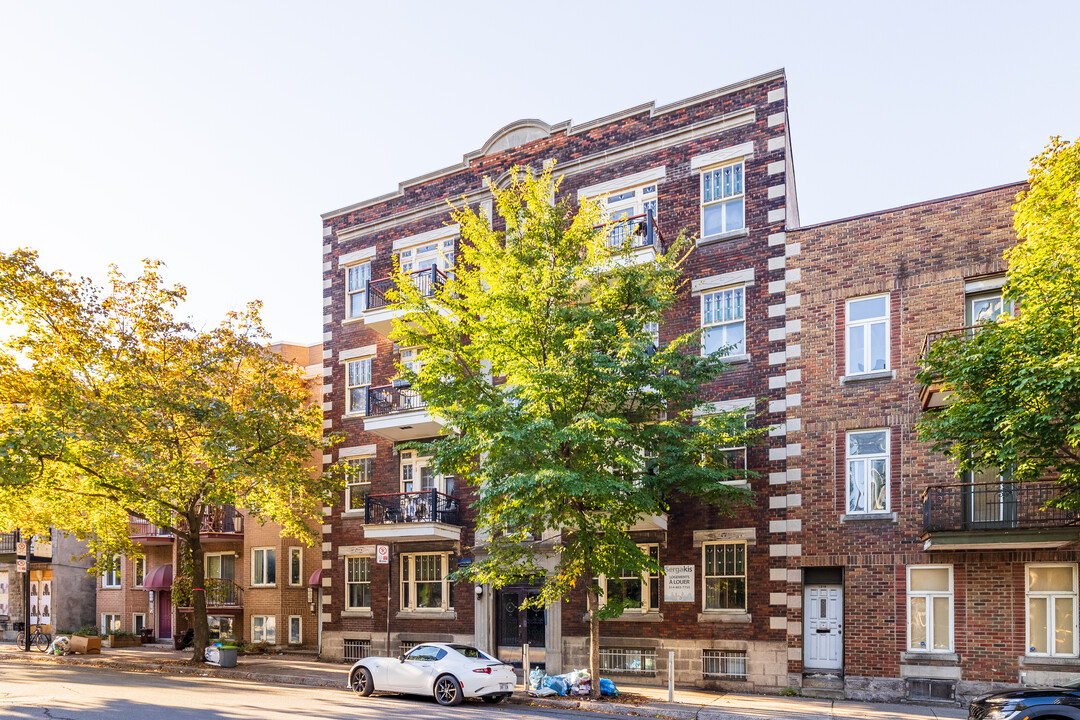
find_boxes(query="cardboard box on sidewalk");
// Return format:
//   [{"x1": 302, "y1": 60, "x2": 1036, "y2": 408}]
[{"x1": 69, "y1": 635, "x2": 101, "y2": 654}]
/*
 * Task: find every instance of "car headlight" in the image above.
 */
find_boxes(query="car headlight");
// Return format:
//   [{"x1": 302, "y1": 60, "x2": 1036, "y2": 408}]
[{"x1": 982, "y1": 706, "x2": 1020, "y2": 720}]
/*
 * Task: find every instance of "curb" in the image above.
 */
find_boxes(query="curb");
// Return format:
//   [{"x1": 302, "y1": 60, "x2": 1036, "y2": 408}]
[{"x1": 504, "y1": 694, "x2": 698, "y2": 719}]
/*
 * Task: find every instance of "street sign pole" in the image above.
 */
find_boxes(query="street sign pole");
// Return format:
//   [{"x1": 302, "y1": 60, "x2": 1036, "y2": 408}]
[{"x1": 18, "y1": 531, "x2": 31, "y2": 652}]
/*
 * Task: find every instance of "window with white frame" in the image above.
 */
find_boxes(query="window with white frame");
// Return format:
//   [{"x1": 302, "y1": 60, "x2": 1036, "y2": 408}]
[
  {"x1": 398, "y1": 238, "x2": 455, "y2": 275},
  {"x1": 132, "y1": 613, "x2": 146, "y2": 635},
  {"x1": 288, "y1": 616, "x2": 302, "y2": 644},
  {"x1": 596, "y1": 544, "x2": 660, "y2": 613},
  {"x1": 401, "y1": 553, "x2": 453, "y2": 611},
  {"x1": 346, "y1": 262, "x2": 371, "y2": 319},
  {"x1": 908, "y1": 566, "x2": 953, "y2": 652},
  {"x1": 400, "y1": 451, "x2": 452, "y2": 495},
  {"x1": 601, "y1": 184, "x2": 659, "y2": 248},
  {"x1": 846, "y1": 295, "x2": 889, "y2": 374},
  {"x1": 703, "y1": 542, "x2": 746, "y2": 611},
  {"x1": 701, "y1": 161, "x2": 745, "y2": 236},
  {"x1": 208, "y1": 615, "x2": 235, "y2": 641},
  {"x1": 133, "y1": 557, "x2": 145, "y2": 588},
  {"x1": 346, "y1": 556, "x2": 371, "y2": 610},
  {"x1": 103, "y1": 555, "x2": 122, "y2": 588},
  {"x1": 102, "y1": 613, "x2": 121, "y2": 633},
  {"x1": 252, "y1": 615, "x2": 276, "y2": 644},
  {"x1": 701, "y1": 286, "x2": 746, "y2": 357},
  {"x1": 252, "y1": 548, "x2": 276, "y2": 587},
  {"x1": 346, "y1": 358, "x2": 372, "y2": 415},
  {"x1": 966, "y1": 277, "x2": 1012, "y2": 327},
  {"x1": 345, "y1": 457, "x2": 374, "y2": 512},
  {"x1": 1027, "y1": 564, "x2": 1078, "y2": 657},
  {"x1": 846, "y1": 429, "x2": 889, "y2": 514},
  {"x1": 715, "y1": 447, "x2": 748, "y2": 483},
  {"x1": 288, "y1": 547, "x2": 302, "y2": 586}
]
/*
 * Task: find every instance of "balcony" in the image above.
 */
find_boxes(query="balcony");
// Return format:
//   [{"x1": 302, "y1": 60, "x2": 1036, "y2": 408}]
[
  {"x1": 363, "y1": 383, "x2": 445, "y2": 441},
  {"x1": 198, "y1": 506, "x2": 244, "y2": 538},
  {"x1": 597, "y1": 212, "x2": 665, "y2": 268},
  {"x1": 919, "y1": 325, "x2": 986, "y2": 411},
  {"x1": 128, "y1": 520, "x2": 174, "y2": 545},
  {"x1": 362, "y1": 490, "x2": 462, "y2": 543},
  {"x1": 629, "y1": 513, "x2": 669, "y2": 533},
  {"x1": 921, "y1": 481, "x2": 1080, "y2": 550},
  {"x1": 177, "y1": 577, "x2": 244, "y2": 613},
  {"x1": 0, "y1": 531, "x2": 15, "y2": 555},
  {"x1": 364, "y1": 266, "x2": 448, "y2": 336}
]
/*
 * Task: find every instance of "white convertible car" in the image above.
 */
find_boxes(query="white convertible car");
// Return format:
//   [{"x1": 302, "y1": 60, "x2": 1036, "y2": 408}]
[{"x1": 347, "y1": 642, "x2": 517, "y2": 706}]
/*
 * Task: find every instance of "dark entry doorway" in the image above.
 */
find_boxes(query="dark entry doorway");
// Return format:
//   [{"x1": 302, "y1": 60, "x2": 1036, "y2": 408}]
[{"x1": 496, "y1": 586, "x2": 545, "y2": 668}]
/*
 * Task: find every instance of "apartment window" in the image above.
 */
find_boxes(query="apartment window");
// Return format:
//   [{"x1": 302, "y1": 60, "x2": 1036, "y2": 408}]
[
  {"x1": 1027, "y1": 564, "x2": 1078, "y2": 657},
  {"x1": 400, "y1": 451, "x2": 452, "y2": 495},
  {"x1": 133, "y1": 557, "x2": 145, "y2": 588},
  {"x1": 252, "y1": 548, "x2": 276, "y2": 587},
  {"x1": 703, "y1": 446, "x2": 748, "y2": 484},
  {"x1": 908, "y1": 566, "x2": 953, "y2": 652},
  {"x1": 401, "y1": 553, "x2": 453, "y2": 611},
  {"x1": 703, "y1": 542, "x2": 746, "y2": 611},
  {"x1": 346, "y1": 358, "x2": 372, "y2": 415},
  {"x1": 288, "y1": 547, "x2": 302, "y2": 586},
  {"x1": 701, "y1": 286, "x2": 745, "y2": 356},
  {"x1": 602, "y1": 184, "x2": 659, "y2": 248},
  {"x1": 847, "y1": 430, "x2": 889, "y2": 514},
  {"x1": 345, "y1": 457, "x2": 374, "y2": 512},
  {"x1": 252, "y1": 615, "x2": 276, "y2": 644},
  {"x1": 346, "y1": 262, "x2": 371, "y2": 319},
  {"x1": 288, "y1": 616, "x2": 302, "y2": 645},
  {"x1": 102, "y1": 613, "x2": 121, "y2": 633},
  {"x1": 966, "y1": 277, "x2": 1012, "y2": 327},
  {"x1": 702, "y1": 649, "x2": 748, "y2": 680},
  {"x1": 132, "y1": 613, "x2": 146, "y2": 635},
  {"x1": 701, "y1": 161, "x2": 745, "y2": 236},
  {"x1": 103, "y1": 555, "x2": 122, "y2": 588},
  {"x1": 599, "y1": 647, "x2": 656, "y2": 675},
  {"x1": 846, "y1": 295, "x2": 889, "y2": 374},
  {"x1": 596, "y1": 544, "x2": 660, "y2": 614},
  {"x1": 208, "y1": 615, "x2": 235, "y2": 641},
  {"x1": 346, "y1": 556, "x2": 372, "y2": 610}
]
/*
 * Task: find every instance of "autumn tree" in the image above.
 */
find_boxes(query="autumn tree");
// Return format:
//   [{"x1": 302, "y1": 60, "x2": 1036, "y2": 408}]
[
  {"x1": 391, "y1": 164, "x2": 763, "y2": 697},
  {"x1": 0, "y1": 252, "x2": 335, "y2": 660},
  {"x1": 918, "y1": 137, "x2": 1080, "y2": 500}
]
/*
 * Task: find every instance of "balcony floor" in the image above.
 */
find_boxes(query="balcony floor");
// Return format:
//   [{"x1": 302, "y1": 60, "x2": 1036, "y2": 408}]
[
  {"x1": 362, "y1": 521, "x2": 461, "y2": 543},
  {"x1": 922, "y1": 527, "x2": 1080, "y2": 551}
]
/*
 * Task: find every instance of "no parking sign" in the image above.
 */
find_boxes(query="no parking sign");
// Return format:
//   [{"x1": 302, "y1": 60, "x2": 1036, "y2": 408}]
[{"x1": 376, "y1": 545, "x2": 390, "y2": 564}]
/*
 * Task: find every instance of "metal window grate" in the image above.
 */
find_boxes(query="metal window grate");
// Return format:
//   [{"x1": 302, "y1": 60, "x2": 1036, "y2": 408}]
[
  {"x1": 906, "y1": 678, "x2": 955, "y2": 702},
  {"x1": 343, "y1": 639, "x2": 371, "y2": 663},
  {"x1": 703, "y1": 649, "x2": 747, "y2": 680},
  {"x1": 599, "y1": 647, "x2": 656, "y2": 675},
  {"x1": 399, "y1": 640, "x2": 420, "y2": 656}
]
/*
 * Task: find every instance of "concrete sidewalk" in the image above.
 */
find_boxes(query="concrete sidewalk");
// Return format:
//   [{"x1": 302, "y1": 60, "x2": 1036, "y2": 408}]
[{"x1": 0, "y1": 642, "x2": 966, "y2": 719}]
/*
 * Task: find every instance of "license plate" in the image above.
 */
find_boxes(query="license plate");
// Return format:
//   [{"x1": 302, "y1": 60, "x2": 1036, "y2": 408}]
[{"x1": 499, "y1": 683, "x2": 512, "y2": 691}]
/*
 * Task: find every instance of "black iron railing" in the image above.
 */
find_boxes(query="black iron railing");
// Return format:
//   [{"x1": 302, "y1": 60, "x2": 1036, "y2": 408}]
[
  {"x1": 0, "y1": 532, "x2": 15, "y2": 554},
  {"x1": 366, "y1": 384, "x2": 427, "y2": 417},
  {"x1": 597, "y1": 211, "x2": 664, "y2": 254},
  {"x1": 364, "y1": 490, "x2": 460, "y2": 526},
  {"x1": 200, "y1": 506, "x2": 244, "y2": 535},
  {"x1": 367, "y1": 267, "x2": 447, "y2": 311},
  {"x1": 921, "y1": 325, "x2": 982, "y2": 363},
  {"x1": 177, "y1": 577, "x2": 243, "y2": 608},
  {"x1": 922, "y1": 482, "x2": 1080, "y2": 534}
]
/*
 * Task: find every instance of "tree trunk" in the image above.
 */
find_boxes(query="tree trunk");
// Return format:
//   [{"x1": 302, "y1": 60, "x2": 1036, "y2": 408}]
[
  {"x1": 188, "y1": 513, "x2": 209, "y2": 662},
  {"x1": 587, "y1": 585, "x2": 601, "y2": 700}
]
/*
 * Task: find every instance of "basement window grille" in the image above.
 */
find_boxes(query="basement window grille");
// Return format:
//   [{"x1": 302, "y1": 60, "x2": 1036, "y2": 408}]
[
  {"x1": 343, "y1": 639, "x2": 371, "y2": 663},
  {"x1": 906, "y1": 678, "x2": 956, "y2": 702},
  {"x1": 599, "y1": 647, "x2": 656, "y2": 675},
  {"x1": 702, "y1": 649, "x2": 748, "y2": 680},
  {"x1": 399, "y1": 640, "x2": 421, "y2": 656}
]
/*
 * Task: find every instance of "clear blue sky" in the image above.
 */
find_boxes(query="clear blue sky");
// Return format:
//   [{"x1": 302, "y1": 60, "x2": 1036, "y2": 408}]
[{"x1": 2, "y1": 0, "x2": 1077, "y2": 343}]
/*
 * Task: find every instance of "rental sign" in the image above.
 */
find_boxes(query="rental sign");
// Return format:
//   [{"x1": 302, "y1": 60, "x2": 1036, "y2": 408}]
[{"x1": 664, "y1": 565, "x2": 695, "y2": 602}]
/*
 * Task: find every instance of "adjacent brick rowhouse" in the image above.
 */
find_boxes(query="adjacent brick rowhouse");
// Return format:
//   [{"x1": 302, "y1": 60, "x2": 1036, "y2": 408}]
[
  {"x1": 786, "y1": 183, "x2": 1080, "y2": 702},
  {"x1": 320, "y1": 70, "x2": 799, "y2": 690},
  {"x1": 95, "y1": 342, "x2": 324, "y2": 649}
]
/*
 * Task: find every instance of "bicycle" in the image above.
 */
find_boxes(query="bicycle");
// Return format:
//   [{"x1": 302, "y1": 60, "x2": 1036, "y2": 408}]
[{"x1": 16, "y1": 623, "x2": 51, "y2": 652}]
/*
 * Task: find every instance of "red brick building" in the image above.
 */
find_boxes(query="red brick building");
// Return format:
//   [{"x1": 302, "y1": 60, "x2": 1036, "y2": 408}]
[
  {"x1": 95, "y1": 341, "x2": 324, "y2": 648},
  {"x1": 318, "y1": 70, "x2": 802, "y2": 690},
  {"x1": 785, "y1": 183, "x2": 1080, "y2": 703}
]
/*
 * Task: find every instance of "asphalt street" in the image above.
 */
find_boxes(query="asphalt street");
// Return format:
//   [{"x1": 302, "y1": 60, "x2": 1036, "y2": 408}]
[{"x1": 0, "y1": 661, "x2": 597, "y2": 720}]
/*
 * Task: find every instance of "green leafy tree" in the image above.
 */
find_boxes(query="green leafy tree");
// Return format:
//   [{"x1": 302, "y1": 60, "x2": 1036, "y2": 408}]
[
  {"x1": 918, "y1": 137, "x2": 1080, "y2": 500},
  {"x1": 391, "y1": 164, "x2": 763, "y2": 697},
  {"x1": 0, "y1": 251, "x2": 335, "y2": 660}
]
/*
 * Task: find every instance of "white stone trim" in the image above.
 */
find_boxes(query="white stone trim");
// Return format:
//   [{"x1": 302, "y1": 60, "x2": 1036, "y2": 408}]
[
  {"x1": 767, "y1": 112, "x2": 785, "y2": 127},
  {"x1": 768, "y1": 208, "x2": 786, "y2": 223},
  {"x1": 692, "y1": 527, "x2": 756, "y2": 547},
  {"x1": 689, "y1": 141, "x2": 755, "y2": 171},
  {"x1": 322, "y1": 261, "x2": 332, "y2": 272},
  {"x1": 965, "y1": 275, "x2": 1007, "y2": 292},
  {"x1": 323, "y1": 226, "x2": 333, "y2": 237},
  {"x1": 767, "y1": 160, "x2": 786, "y2": 175},
  {"x1": 785, "y1": 242, "x2": 802, "y2": 257},
  {"x1": 768, "y1": 88, "x2": 786, "y2": 104},
  {"x1": 322, "y1": 279, "x2": 332, "y2": 290},
  {"x1": 768, "y1": 231, "x2": 786, "y2": 246},
  {"x1": 768, "y1": 351, "x2": 787, "y2": 365},
  {"x1": 768, "y1": 184, "x2": 786, "y2": 199},
  {"x1": 691, "y1": 267, "x2": 755, "y2": 294},
  {"x1": 339, "y1": 345, "x2": 377, "y2": 362},
  {"x1": 337, "y1": 545, "x2": 377, "y2": 557},
  {"x1": 338, "y1": 444, "x2": 377, "y2": 459},
  {"x1": 391, "y1": 224, "x2": 459, "y2": 252},
  {"x1": 577, "y1": 166, "x2": 667, "y2": 199},
  {"x1": 768, "y1": 303, "x2": 786, "y2": 318},
  {"x1": 767, "y1": 256, "x2": 786, "y2": 271},
  {"x1": 693, "y1": 396, "x2": 755, "y2": 417},
  {"x1": 339, "y1": 246, "x2": 377, "y2": 266},
  {"x1": 767, "y1": 137, "x2": 786, "y2": 153}
]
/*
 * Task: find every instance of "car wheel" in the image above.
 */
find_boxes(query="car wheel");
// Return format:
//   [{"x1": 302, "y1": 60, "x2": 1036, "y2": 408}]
[
  {"x1": 350, "y1": 667, "x2": 374, "y2": 697},
  {"x1": 433, "y1": 674, "x2": 463, "y2": 706},
  {"x1": 482, "y1": 694, "x2": 507, "y2": 704}
]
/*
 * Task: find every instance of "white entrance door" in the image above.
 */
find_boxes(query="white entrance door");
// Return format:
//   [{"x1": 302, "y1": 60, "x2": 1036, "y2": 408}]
[{"x1": 804, "y1": 585, "x2": 843, "y2": 671}]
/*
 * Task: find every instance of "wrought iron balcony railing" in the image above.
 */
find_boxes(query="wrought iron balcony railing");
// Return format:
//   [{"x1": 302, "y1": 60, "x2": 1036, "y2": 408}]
[
  {"x1": 199, "y1": 505, "x2": 244, "y2": 535},
  {"x1": 177, "y1": 577, "x2": 243, "y2": 608},
  {"x1": 128, "y1": 520, "x2": 173, "y2": 539},
  {"x1": 367, "y1": 266, "x2": 448, "y2": 311},
  {"x1": 921, "y1": 325, "x2": 982, "y2": 363},
  {"x1": 364, "y1": 490, "x2": 460, "y2": 526},
  {"x1": 366, "y1": 384, "x2": 427, "y2": 417},
  {"x1": 596, "y1": 211, "x2": 664, "y2": 253},
  {"x1": 922, "y1": 481, "x2": 1080, "y2": 534},
  {"x1": 0, "y1": 531, "x2": 15, "y2": 554}
]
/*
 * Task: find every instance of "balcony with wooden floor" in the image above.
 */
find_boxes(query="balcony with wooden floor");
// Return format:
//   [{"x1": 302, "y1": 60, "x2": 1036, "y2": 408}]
[
  {"x1": 362, "y1": 490, "x2": 462, "y2": 543},
  {"x1": 921, "y1": 481, "x2": 1080, "y2": 550},
  {"x1": 362, "y1": 384, "x2": 445, "y2": 442},
  {"x1": 128, "y1": 520, "x2": 175, "y2": 545}
]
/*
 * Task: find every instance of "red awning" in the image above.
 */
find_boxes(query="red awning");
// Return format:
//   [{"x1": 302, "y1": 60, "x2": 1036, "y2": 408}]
[
  {"x1": 308, "y1": 569, "x2": 323, "y2": 587},
  {"x1": 144, "y1": 564, "x2": 173, "y2": 591}
]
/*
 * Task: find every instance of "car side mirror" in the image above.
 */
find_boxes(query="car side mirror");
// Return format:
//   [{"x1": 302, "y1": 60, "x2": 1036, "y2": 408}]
[{"x1": 398, "y1": 655, "x2": 405, "y2": 663}]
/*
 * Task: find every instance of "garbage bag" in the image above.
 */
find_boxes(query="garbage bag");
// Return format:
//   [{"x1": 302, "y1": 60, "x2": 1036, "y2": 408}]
[
  {"x1": 529, "y1": 687, "x2": 558, "y2": 697},
  {"x1": 49, "y1": 636, "x2": 71, "y2": 656},
  {"x1": 543, "y1": 675, "x2": 569, "y2": 696},
  {"x1": 530, "y1": 667, "x2": 546, "y2": 690},
  {"x1": 599, "y1": 678, "x2": 618, "y2": 696}
]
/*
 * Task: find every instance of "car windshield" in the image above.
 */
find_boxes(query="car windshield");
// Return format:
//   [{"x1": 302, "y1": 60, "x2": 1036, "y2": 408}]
[
  {"x1": 449, "y1": 644, "x2": 497, "y2": 661},
  {"x1": 1061, "y1": 678, "x2": 1080, "y2": 689}
]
